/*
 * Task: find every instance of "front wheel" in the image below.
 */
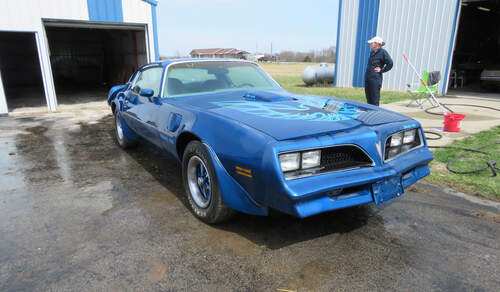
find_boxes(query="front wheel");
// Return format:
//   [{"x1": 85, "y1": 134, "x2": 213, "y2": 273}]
[
  {"x1": 182, "y1": 141, "x2": 234, "y2": 223},
  {"x1": 114, "y1": 111, "x2": 136, "y2": 149}
]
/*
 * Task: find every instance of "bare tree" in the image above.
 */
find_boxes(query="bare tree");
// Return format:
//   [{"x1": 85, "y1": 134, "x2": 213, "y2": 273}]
[{"x1": 276, "y1": 47, "x2": 336, "y2": 63}]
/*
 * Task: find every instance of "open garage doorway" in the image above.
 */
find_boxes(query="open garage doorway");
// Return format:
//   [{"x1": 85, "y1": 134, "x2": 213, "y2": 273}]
[
  {"x1": 44, "y1": 23, "x2": 148, "y2": 105},
  {"x1": 449, "y1": 0, "x2": 500, "y2": 96},
  {"x1": 0, "y1": 32, "x2": 45, "y2": 111}
]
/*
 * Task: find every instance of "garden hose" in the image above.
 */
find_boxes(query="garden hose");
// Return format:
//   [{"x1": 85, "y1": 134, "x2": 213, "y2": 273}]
[
  {"x1": 423, "y1": 131, "x2": 442, "y2": 140},
  {"x1": 427, "y1": 142, "x2": 500, "y2": 177},
  {"x1": 424, "y1": 103, "x2": 500, "y2": 116}
]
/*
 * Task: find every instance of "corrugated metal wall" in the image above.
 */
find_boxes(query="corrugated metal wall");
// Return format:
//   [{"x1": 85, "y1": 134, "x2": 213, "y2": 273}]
[
  {"x1": 0, "y1": 0, "x2": 88, "y2": 31},
  {"x1": 377, "y1": 0, "x2": 460, "y2": 94},
  {"x1": 352, "y1": 0, "x2": 380, "y2": 87},
  {"x1": 335, "y1": 0, "x2": 359, "y2": 87},
  {"x1": 335, "y1": 0, "x2": 461, "y2": 95},
  {"x1": 123, "y1": 0, "x2": 152, "y2": 23},
  {"x1": 87, "y1": 0, "x2": 124, "y2": 22}
]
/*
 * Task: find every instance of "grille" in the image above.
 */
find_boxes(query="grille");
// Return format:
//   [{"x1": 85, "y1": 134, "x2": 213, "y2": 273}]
[{"x1": 320, "y1": 145, "x2": 373, "y2": 171}]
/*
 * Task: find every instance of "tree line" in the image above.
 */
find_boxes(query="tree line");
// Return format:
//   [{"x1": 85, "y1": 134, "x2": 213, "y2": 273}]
[{"x1": 275, "y1": 46, "x2": 336, "y2": 63}]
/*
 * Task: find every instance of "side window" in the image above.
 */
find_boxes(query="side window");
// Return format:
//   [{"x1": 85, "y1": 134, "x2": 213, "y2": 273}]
[{"x1": 131, "y1": 67, "x2": 164, "y2": 96}]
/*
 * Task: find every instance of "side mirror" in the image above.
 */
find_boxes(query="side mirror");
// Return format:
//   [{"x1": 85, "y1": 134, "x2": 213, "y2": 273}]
[{"x1": 139, "y1": 88, "x2": 154, "y2": 97}]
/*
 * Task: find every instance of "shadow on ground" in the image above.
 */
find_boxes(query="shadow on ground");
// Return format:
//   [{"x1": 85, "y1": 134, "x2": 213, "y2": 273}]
[{"x1": 119, "y1": 114, "x2": 375, "y2": 249}]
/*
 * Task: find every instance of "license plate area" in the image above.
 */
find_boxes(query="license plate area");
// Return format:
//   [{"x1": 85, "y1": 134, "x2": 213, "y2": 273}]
[{"x1": 372, "y1": 175, "x2": 404, "y2": 205}]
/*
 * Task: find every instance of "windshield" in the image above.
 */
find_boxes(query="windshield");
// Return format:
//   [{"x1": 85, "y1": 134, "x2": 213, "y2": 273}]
[{"x1": 162, "y1": 61, "x2": 280, "y2": 97}]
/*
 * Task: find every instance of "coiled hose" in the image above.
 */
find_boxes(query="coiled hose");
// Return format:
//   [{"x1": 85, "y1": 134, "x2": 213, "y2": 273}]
[
  {"x1": 422, "y1": 102, "x2": 500, "y2": 176},
  {"x1": 427, "y1": 142, "x2": 499, "y2": 177}
]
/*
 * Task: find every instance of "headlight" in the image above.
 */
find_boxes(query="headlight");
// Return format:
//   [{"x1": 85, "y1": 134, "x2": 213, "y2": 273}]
[
  {"x1": 385, "y1": 128, "x2": 422, "y2": 161},
  {"x1": 389, "y1": 132, "x2": 403, "y2": 147},
  {"x1": 279, "y1": 152, "x2": 300, "y2": 172},
  {"x1": 403, "y1": 129, "x2": 416, "y2": 144},
  {"x1": 302, "y1": 150, "x2": 321, "y2": 169}
]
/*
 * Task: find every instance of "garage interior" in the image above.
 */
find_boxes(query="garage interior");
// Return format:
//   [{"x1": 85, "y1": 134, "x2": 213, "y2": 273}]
[
  {"x1": 0, "y1": 32, "x2": 45, "y2": 111},
  {"x1": 44, "y1": 24, "x2": 148, "y2": 105},
  {"x1": 450, "y1": 0, "x2": 500, "y2": 93}
]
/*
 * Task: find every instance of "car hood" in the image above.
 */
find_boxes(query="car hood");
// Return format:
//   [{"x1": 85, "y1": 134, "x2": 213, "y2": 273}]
[{"x1": 174, "y1": 89, "x2": 411, "y2": 141}]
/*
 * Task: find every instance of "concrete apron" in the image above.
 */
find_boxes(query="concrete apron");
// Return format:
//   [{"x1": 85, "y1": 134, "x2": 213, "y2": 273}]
[
  {"x1": 5, "y1": 101, "x2": 109, "y2": 123},
  {"x1": 382, "y1": 96, "x2": 500, "y2": 147}
]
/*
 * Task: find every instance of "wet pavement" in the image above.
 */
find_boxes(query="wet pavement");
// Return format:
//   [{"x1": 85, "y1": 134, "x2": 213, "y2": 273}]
[{"x1": 0, "y1": 112, "x2": 499, "y2": 291}]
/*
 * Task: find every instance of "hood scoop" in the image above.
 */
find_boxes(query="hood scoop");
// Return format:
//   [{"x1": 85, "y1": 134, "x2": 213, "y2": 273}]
[{"x1": 243, "y1": 90, "x2": 296, "y2": 102}]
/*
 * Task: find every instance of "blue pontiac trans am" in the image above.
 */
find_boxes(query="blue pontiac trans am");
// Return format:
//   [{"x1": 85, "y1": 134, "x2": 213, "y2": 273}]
[{"x1": 108, "y1": 59, "x2": 434, "y2": 223}]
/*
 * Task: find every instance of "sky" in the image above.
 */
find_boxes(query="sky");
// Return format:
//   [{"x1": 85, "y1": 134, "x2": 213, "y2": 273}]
[{"x1": 157, "y1": 0, "x2": 340, "y2": 57}]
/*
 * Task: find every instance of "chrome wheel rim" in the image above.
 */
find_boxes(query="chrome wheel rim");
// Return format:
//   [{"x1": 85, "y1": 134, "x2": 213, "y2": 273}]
[
  {"x1": 115, "y1": 114, "x2": 124, "y2": 141},
  {"x1": 187, "y1": 156, "x2": 211, "y2": 208}
]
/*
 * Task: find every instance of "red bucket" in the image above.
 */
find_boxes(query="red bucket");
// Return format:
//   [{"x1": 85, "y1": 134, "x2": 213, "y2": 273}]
[{"x1": 443, "y1": 113, "x2": 466, "y2": 132}]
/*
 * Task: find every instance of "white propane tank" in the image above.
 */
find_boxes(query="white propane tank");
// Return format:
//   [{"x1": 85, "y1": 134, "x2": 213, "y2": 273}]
[{"x1": 301, "y1": 63, "x2": 335, "y2": 86}]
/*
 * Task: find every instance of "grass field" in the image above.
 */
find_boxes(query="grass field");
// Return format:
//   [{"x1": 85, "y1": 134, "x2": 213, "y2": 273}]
[
  {"x1": 259, "y1": 62, "x2": 412, "y2": 104},
  {"x1": 426, "y1": 126, "x2": 500, "y2": 199}
]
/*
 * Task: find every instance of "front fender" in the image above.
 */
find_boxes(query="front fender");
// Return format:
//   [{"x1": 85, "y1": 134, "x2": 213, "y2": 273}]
[
  {"x1": 203, "y1": 143, "x2": 268, "y2": 216},
  {"x1": 108, "y1": 84, "x2": 126, "y2": 105}
]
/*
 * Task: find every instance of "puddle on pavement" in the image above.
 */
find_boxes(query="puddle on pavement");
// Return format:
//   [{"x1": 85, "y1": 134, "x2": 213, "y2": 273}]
[
  {"x1": 202, "y1": 227, "x2": 264, "y2": 256},
  {"x1": 146, "y1": 258, "x2": 170, "y2": 281},
  {"x1": 147, "y1": 188, "x2": 181, "y2": 205},
  {"x1": 285, "y1": 260, "x2": 333, "y2": 291},
  {"x1": 0, "y1": 137, "x2": 26, "y2": 192}
]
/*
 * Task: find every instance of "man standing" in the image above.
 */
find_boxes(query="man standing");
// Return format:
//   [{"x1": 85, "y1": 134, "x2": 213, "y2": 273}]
[{"x1": 365, "y1": 36, "x2": 393, "y2": 106}]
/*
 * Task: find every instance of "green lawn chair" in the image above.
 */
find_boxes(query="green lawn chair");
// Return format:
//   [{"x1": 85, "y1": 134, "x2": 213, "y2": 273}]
[{"x1": 406, "y1": 70, "x2": 440, "y2": 108}]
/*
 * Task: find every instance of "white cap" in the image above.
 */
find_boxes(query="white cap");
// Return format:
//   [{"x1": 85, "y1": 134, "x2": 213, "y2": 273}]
[{"x1": 367, "y1": 36, "x2": 384, "y2": 45}]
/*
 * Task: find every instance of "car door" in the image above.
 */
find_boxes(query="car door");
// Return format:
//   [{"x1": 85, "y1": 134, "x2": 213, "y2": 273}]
[
  {"x1": 122, "y1": 66, "x2": 165, "y2": 146},
  {"x1": 152, "y1": 67, "x2": 194, "y2": 155}
]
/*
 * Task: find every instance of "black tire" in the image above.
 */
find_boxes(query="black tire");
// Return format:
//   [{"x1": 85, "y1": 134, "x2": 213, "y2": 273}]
[
  {"x1": 182, "y1": 141, "x2": 234, "y2": 223},
  {"x1": 114, "y1": 111, "x2": 136, "y2": 149}
]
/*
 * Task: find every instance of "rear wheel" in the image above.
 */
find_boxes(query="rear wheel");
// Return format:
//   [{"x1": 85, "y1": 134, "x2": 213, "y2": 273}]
[
  {"x1": 114, "y1": 111, "x2": 136, "y2": 149},
  {"x1": 182, "y1": 141, "x2": 234, "y2": 223}
]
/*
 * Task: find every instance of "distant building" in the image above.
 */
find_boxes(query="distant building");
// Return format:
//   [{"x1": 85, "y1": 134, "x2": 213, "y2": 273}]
[{"x1": 190, "y1": 48, "x2": 249, "y2": 59}]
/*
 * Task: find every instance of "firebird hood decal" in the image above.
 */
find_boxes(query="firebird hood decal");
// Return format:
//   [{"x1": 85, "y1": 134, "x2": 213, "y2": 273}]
[
  {"x1": 210, "y1": 99, "x2": 362, "y2": 122},
  {"x1": 174, "y1": 90, "x2": 410, "y2": 140}
]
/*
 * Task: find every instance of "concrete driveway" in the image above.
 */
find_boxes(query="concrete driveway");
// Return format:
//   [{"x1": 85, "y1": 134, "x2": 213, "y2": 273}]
[
  {"x1": 382, "y1": 96, "x2": 500, "y2": 147},
  {"x1": 0, "y1": 109, "x2": 499, "y2": 291}
]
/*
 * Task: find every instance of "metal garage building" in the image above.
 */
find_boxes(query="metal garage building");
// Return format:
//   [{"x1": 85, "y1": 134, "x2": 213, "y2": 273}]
[
  {"x1": 0, "y1": 0, "x2": 159, "y2": 115},
  {"x1": 335, "y1": 0, "x2": 500, "y2": 96}
]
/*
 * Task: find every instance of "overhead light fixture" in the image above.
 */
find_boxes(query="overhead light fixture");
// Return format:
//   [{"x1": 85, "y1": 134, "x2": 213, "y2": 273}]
[{"x1": 477, "y1": 6, "x2": 491, "y2": 11}]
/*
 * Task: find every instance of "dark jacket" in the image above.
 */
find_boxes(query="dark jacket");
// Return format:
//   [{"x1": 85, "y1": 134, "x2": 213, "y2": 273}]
[{"x1": 365, "y1": 48, "x2": 393, "y2": 80}]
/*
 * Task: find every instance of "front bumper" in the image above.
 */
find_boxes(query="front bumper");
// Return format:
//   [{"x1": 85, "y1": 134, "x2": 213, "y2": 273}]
[
  {"x1": 480, "y1": 76, "x2": 500, "y2": 84},
  {"x1": 264, "y1": 146, "x2": 433, "y2": 218},
  {"x1": 293, "y1": 164, "x2": 429, "y2": 217}
]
